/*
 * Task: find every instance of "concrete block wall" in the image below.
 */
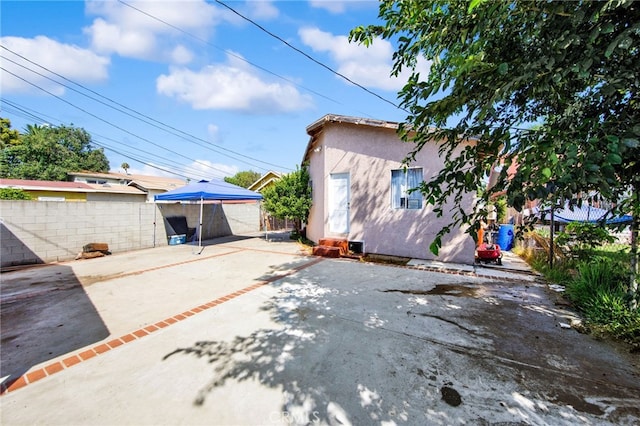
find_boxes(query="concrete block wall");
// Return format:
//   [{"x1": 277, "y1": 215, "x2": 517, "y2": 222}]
[{"x1": 1, "y1": 200, "x2": 261, "y2": 267}]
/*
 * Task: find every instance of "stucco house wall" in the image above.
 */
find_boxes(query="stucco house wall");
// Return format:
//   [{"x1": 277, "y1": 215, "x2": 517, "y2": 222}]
[{"x1": 304, "y1": 115, "x2": 476, "y2": 264}]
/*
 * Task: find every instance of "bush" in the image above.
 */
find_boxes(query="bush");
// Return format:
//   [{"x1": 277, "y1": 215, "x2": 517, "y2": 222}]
[
  {"x1": 565, "y1": 257, "x2": 639, "y2": 344},
  {"x1": 0, "y1": 188, "x2": 31, "y2": 200},
  {"x1": 555, "y1": 222, "x2": 616, "y2": 257}
]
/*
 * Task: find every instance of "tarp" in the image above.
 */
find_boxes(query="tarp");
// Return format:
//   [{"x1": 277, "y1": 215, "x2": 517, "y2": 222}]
[
  {"x1": 154, "y1": 180, "x2": 263, "y2": 249},
  {"x1": 154, "y1": 179, "x2": 263, "y2": 202},
  {"x1": 538, "y1": 203, "x2": 632, "y2": 225}
]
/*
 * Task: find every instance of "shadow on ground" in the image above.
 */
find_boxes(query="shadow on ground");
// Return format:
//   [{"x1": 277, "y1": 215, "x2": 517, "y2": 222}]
[
  {"x1": 164, "y1": 260, "x2": 640, "y2": 425},
  {"x1": 1, "y1": 264, "x2": 109, "y2": 390}
]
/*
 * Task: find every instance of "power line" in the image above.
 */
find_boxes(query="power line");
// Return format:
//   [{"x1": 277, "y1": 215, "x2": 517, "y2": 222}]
[
  {"x1": 1, "y1": 66, "x2": 245, "y2": 178},
  {"x1": 1, "y1": 99, "x2": 210, "y2": 180},
  {"x1": 117, "y1": 0, "x2": 388, "y2": 119},
  {"x1": 117, "y1": 0, "x2": 339, "y2": 106},
  {"x1": 1, "y1": 46, "x2": 289, "y2": 172},
  {"x1": 213, "y1": 0, "x2": 407, "y2": 113}
]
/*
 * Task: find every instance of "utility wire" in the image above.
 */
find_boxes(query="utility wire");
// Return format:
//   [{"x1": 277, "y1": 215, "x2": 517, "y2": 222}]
[
  {"x1": 213, "y1": 0, "x2": 407, "y2": 113},
  {"x1": 0, "y1": 66, "x2": 242, "y2": 177},
  {"x1": 1, "y1": 99, "x2": 210, "y2": 180},
  {"x1": 117, "y1": 0, "x2": 387, "y2": 119},
  {"x1": 1, "y1": 46, "x2": 288, "y2": 172},
  {"x1": 117, "y1": 0, "x2": 338, "y2": 106}
]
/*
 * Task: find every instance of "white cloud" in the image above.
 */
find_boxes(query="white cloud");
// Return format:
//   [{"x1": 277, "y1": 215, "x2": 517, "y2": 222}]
[
  {"x1": 156, "y1": 52, "x2": 314, "y2": 113},
  {"x1": 299, "y1": 27, "x2": 431, "y2": 92},
  {"x1": 309, "y1": 0, "x2": 377, "y2": 14},
  {"x1": 188, "y1": 159, "x2": 238, "y2": 180},
  {"x1": 126, "y1": 160, "x2": 237, "y2": 181},
  {"x1": 309, "y1": 0, "x2": 347, "y2": 14},
  {"x1": 84, "y1": 0, "x2": 220, "y2": 63},
  {"x1": 170, "y1": 45, "x2": 194, "y2": 65},
  {"x1": 246, "y1": 0, "x2": 279, "y2": 20},
  {"x1": 207, "y1": 124, "x2": 221, "y2": 142},
  {"x1": 0, "y1": 36, "x2": 110, "y2": 95}
]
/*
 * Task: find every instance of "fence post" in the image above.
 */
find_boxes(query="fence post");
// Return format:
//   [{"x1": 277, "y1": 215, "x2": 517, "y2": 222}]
[{"x1": 549, "y1": 207, "x2": 555, "y2": 269}]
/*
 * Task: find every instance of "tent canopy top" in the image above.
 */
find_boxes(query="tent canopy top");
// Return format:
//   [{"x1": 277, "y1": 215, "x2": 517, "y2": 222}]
[{"x1": 154, "y1": 179, "x2": 263, "y2": 202}]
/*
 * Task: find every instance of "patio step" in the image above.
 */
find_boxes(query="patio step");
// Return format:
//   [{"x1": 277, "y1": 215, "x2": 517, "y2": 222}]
[
  {"x1": 312, "y1": 245, "x2": 342, "y2": 258},
  {"x1": 317, "y1": 238, "x2": 348, "y2": 255},
  {"x1": 312, "y1": 238, "x2": 363, "y2": 260}
]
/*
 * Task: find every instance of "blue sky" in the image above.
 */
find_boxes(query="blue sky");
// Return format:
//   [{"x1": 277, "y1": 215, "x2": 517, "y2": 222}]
[{"x1": 1, "y1": 1, "x2": 429, "y2": 181}]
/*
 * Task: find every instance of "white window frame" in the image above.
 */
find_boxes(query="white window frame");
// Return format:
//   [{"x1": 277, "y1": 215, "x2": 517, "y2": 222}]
[{"x1": 391, "y1": 168, "x2": 423, "y2": 210}]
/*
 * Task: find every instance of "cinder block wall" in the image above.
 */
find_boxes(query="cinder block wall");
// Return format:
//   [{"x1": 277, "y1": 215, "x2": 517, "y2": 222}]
[{"x1": 1, "y1": 201, "x2": 261, "y2": 267}]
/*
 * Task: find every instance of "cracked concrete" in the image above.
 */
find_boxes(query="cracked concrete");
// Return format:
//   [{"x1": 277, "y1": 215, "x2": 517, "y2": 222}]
[{"x1": 1, "y1": 234, "x2": 639, "y2": 425}]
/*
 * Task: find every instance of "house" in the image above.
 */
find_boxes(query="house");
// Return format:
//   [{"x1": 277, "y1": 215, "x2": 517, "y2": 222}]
[
  {"x1": 68, "y1": 172, "x2": 186, "y2": 202},
  {"x1": 0, "y1": 178, "x2": 147, "y2": 202},
  {"x1": 302, "y1": 114, "x2": 476, "y2": 264},
  {"x1": 1, "y1": 172, "x2": 187, "y2": 202},
  {"x1": 247, "y1": 170, "x2": 282, "y2": 193}
]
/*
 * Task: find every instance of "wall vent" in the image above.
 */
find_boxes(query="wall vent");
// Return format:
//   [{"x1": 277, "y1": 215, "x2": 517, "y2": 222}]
[{"x1": 348, "y1": 240, "x2": 364, "y2": 254}]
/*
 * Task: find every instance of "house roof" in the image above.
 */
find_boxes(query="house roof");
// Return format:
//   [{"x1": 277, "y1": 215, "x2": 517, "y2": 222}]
[
  {"x1": 0, "y1": 178, "x2": 146, "y2": 195},
  {"x1": 68, "y1": 171, "x2": 186, "y2": 191},
  {"x1": 302, "y1": 114, "x2": 402, "y2": 164},
  {"x1": 247, "y1": 170, "x2": 282, "y2": 192}
]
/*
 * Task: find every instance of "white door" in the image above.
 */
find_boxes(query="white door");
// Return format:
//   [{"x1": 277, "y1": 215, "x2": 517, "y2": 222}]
[{"x1": 329, "y1": 173, "x2": 350, "y2": 234}]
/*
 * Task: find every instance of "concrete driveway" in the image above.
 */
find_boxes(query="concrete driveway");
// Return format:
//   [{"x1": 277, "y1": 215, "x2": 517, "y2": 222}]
[{"x1": 1, "y1": 233, "x2": 639, "y2": 425}]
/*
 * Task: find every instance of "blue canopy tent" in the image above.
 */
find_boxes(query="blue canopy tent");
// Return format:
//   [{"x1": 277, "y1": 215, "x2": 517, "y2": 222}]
[
  {"x1": 154, "y1": 179, "x2": 263, "y2": 249},
  {"x1": 539, "y1": 203, "x2": 632, "y2": 225}
]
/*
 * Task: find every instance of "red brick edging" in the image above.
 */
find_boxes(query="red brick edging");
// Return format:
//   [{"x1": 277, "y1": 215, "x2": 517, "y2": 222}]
[{"x1": 0, "y1": 257, "x2": 324, "y2": 395}]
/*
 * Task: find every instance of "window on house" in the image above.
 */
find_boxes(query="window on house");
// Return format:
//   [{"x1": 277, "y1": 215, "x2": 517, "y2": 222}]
[{"x1": 391, "y1": 168, "x2": 423, "y2": 209}]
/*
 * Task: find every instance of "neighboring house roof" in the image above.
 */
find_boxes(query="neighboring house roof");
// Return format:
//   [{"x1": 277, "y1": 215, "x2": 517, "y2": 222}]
[
  {"x1": 1, "y1": 179, "x2": 93, "y2": 191},
  {"x1": 248, "y1": 170, "x2": 282, "y2": 193},
  {"x1": 0, "y1": 178, "x2": 146, "y2": 195},
  {"x1": 68, "y1": 171, "x2": 186, "y2": 192}
]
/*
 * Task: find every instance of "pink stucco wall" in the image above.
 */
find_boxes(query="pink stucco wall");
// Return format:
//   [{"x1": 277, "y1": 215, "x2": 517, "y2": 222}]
[{"x1": 305, "y1": 120, "x2": 476, "y2": 264}]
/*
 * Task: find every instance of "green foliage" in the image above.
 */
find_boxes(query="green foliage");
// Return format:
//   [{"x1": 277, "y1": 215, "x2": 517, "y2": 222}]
[
  {"x1": 1, "y1": 118, "x2": 21, "y2": 149},
  {"x1": 0, "y1": 123, "x2": 110, "y2": 181},
  {"x1": 224, "y1": 170, "x2": 261, "y2": 189},
  {"x1": 490, "y1": 197, "x2": 508, "y2": 223},
  {"x1": 349, "y1": 1, "x2": 640, "y2": 256},
  {"x1": 529, "y1": 252, "x2": 575, "y2": 286},
  {"x1": 261, "y1": 166, "x2": 312, "y2": 232},
  {"x1": 565, "y1": 258, "x2": 639, "y2": 343},
  {"x1": 0, "y1": 188, "x2": 32, "y2": 200},
  {"x1": 556, "y1": 222, "x2": 617, "y2": 257}
]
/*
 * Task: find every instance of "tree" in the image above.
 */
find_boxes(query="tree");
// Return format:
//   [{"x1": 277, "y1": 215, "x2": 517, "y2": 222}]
[
  {"x1": 261, "y1": 166, "x2": 312, "y2": 233},
  {"x1": 224, "y1": 170, "x2": 261, "y2": 189},
  {"x1": 0, "y1": 123, "x2": 110, "y2": 181},
  {"x1": 0, "y1": 118, "x2": 21, "y2": 149},
  {"x1": 351, "y1": 0, "x2": 639, "y2": 304},
  {"x1": 121, "y1": 162, "x2": 130, "y2": 174},
  {"x1": 0, "y1": 188, "x2": 32, "y2": 200}
]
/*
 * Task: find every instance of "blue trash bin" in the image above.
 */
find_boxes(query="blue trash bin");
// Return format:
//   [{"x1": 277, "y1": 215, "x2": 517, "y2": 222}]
[{"x1": 497, "y1": 224, "x2": 514, "y2": 251}]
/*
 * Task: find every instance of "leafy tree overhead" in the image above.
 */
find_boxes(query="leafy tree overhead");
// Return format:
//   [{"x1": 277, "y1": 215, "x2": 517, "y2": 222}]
[
  {"x1": 261, "y1": 166, "x2": 312, "y2": 233},
  {"x1": 224, "y1": 170, "x2": 261, "y2": 189},
  {"x1": 351, "y1": 0, "x2": 639, "y2": 303},
  {"x1": 1, "y1": 118, "x2": 21, "y2": 149},
  {"x1": 0, "y1": 123, "x2": 110, "y2": 181}
]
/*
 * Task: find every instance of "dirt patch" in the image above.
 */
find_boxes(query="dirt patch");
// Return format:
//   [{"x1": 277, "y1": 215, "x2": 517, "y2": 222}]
[{"x1": 363, "y1": 254, "x2": 411, "y2": 266}]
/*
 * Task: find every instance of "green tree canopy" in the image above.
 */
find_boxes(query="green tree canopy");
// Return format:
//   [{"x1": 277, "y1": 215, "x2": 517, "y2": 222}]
[
  {"x1": 1, "y1": 118, "x2": 21, "y2": 149},
  {"x1": 261, "y1": 166, "x2": 312, "y2": 232},
  {"x1": 224, "y1": 170, "x2": 261, "y2": 189},
  {"x1": 351, "y1": 0, "x2": 639, "y2": 301},
  {"x1": 0, "y1": 123, "x2": 110, "y2": 181}
]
